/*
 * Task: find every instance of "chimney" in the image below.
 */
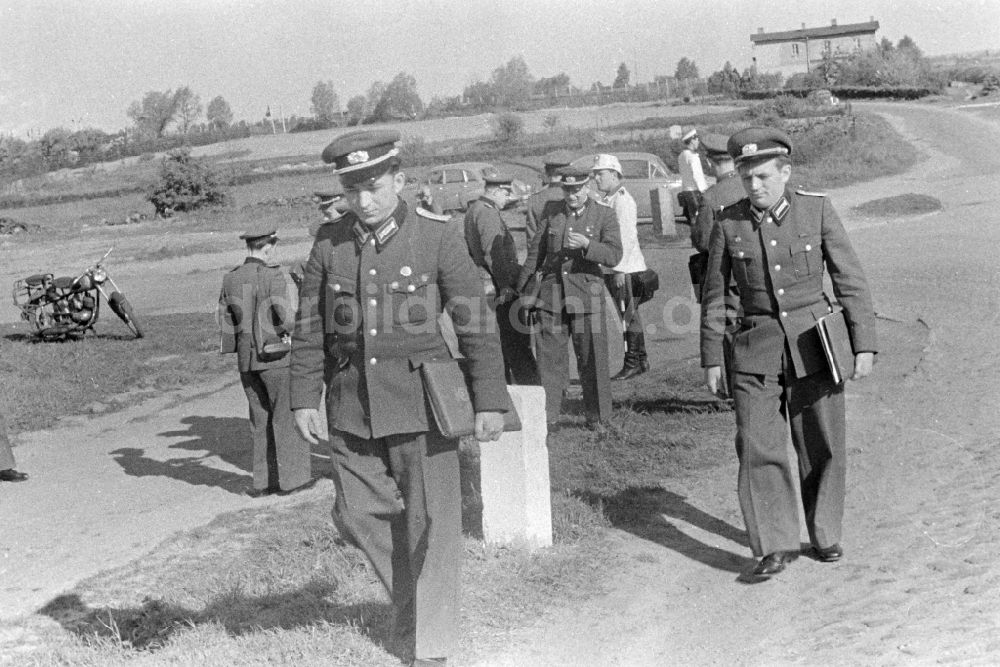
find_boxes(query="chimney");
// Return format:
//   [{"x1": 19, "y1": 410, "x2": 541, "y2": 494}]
[
  {"x1": 801, "y1": 23, "x2": 806, "y2": 29},
  {"x1": 831, "y1": 18, "x2": 837, "y2": 26},
  {"x1": 870, "y1": 15, "x2": 875, "y2": 22},
  {"x1": 757, "y1": 27, "x2": 764, "y2": 34}
]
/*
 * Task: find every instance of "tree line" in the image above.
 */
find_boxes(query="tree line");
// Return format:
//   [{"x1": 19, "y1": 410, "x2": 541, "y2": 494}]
[{"x1": 0, "y1": 39, "x2": 951, "y2": 183}]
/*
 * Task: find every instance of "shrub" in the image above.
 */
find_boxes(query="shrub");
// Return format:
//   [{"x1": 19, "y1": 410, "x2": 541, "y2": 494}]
[
  {"x1": 147, "y1": 147, "x2": 226, "y2": 218},
  {"x1": 491, "y1": 112, "x2": 525, "y2": 144}
]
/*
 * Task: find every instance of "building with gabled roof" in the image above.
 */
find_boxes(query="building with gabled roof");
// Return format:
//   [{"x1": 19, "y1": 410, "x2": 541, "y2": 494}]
[{"x1": 751, "y1": 18, "x2": 880, "y2": 79}]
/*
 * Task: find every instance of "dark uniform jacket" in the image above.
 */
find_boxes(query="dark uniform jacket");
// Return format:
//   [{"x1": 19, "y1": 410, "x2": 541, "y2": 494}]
[
  {"x1": 219, "y1": 258, "x2": 294, "y2": 372},
  {"x1": 692, "y1": 171, "x2": 746, "y2": 254},
  {"x1": 290, "y1": 199, "x2": 509, "y2": 440},
  {"x1": 518, "y1": 200, "x2": 623, "y2": 314},
  {"x1": 525, "y1": 186, "x2": 565, "y2": 243},
  {"x1": 463, "y1": 197, "x2": 521, "y2": 293},
  {"x1": 700, "y1": 189, "x2": 877, "y2": 379}
]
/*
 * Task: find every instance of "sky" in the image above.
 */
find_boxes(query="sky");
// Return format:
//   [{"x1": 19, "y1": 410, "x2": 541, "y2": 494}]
[{"x1": 2, "y1": 0, "x2": 998, "y2": 137}]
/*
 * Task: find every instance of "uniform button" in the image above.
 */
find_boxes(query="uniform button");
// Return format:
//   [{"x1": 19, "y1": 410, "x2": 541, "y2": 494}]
[
  {"x1": 777, "y1": 288, "x2": 785, "y2": 295},
  {"x1": 737, "y1": 251, "x2": 745, "y2": 258},
  {"x1": 563, "y1": 271, "x2": 568, "y2": 275},
  {"x1": 781, "y1": 311, "x2": 788, "y2": 318},
  {"x1": 370, "y1": 238, "x2": 376, "y2": 246},
  {"x1": 805, "y1": 244, "x2": 812, "y2": 251},
  {"x1": 369, "y1": 268, "x2": 377, "y2": 276},
  {"x1": 390, "y1": 281, "x2": 399, "y2": 289},
  {"x1": 333, "y1": 283, "x2": 341, "y2": 291},
  {"x1": 407, "y1": 284, "x2": 416, "y2": 292},
  {"x1": 734, "y1": 236, "x2": 742, "y2": 242},
  {"x1": 369, "y1": 328, "x2": 377, "y2": 336},
  {"x1": 369, "y1": 357, "x2": 377, "y2": 365},
  {"x1": 774, "y1": 264, "x2": 781, "y2": 271},
  {"x1": 368, "y1": 298, "x2": 377, "y2": 306},
  {"x1": 770, "y1": 240, "x2": 777, "y2": 246}
]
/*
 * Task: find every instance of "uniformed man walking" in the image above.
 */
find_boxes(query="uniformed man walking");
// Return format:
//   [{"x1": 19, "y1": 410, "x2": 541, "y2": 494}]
[
  {"x1": 700, "y1": 127, "x2": 877, "y2": 577},
  {"x1": 678, "y1": 128, "x2": 708, "y2": 226},
  {"x1": 290, "y1": 129, "x2": 509, "y2": 666},
  {"x1": 464, "y1": 173, "x2": 539, "y2": 385},
  {"x1": 691, "y1": 133, "x2": 747, "y2": 398},
  {"x1": 518, "y1": 165, "x2": 622, "y2": 426},
  {"x1": 591, "y1": 153, "x2": 650, "y2": 380},
  {"x1": 525, "y1": 150, "x2": 573, "y2": 245},
  {"x1": 219, "y1": 224, "x2": 313, "y2": 497}
]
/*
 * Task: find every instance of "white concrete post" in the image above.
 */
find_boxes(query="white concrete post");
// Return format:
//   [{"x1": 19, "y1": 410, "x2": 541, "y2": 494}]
[
  {"x1": 652, "y1": 186, "x2": 677, "y2": 237},
  {"x1": 479, "y1": 385, "x2": 552, "y2": 550}
]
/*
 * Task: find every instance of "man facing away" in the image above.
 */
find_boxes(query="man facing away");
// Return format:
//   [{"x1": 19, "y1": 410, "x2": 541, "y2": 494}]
[
  {"x1": 518, "y1": 165, "x2": 622, "y2": 426},
  {"x1": 700, "y1": 127, "x2": 876, "y2": 577},
  {"x1": 218, "y1": 223, "x2": 313, "y2": 497},
  {"x1": 591, "y1": 153, "x2": 650, "y2": 380},
  {"x1": 678, "y1": 128, "x2": 708, "y2": 227},
  {"x1": 290, "y1": 129, "x2": 509, "y2": 666},
  {"x1": 463, "y1": 173, "x2": 539, "y2": 385}
]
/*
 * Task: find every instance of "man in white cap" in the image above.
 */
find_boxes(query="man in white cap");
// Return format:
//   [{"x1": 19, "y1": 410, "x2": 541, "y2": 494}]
[
  {"x1": 591, "y1": 154, "x2": 650, "y2": 379},
  {"x1": 678, "y1": 128, "x2": 708, "y2": 227}
]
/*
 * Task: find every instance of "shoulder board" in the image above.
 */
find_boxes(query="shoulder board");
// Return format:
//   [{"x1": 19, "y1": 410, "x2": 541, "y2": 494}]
[
  {"x1": 796, "y1": 189, "x2": 827, "y2": 197},
  {"x1": 416, "y1": 207, "x2": 452, "y2": 222},
  {"x1": 595, "y1": 199, "x2": 613, "y2": 208},
  {"x1": 265, "y1": 261, "x2": 282, "y2": 269}
]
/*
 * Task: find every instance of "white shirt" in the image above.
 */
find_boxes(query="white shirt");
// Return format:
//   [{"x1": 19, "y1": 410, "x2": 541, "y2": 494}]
[
  {"x1": 602, "y1": 186, "x2": 646, "y2": 274},
  {"x1": 679, "y1": 148, "x2": 708, "y2": 192}
]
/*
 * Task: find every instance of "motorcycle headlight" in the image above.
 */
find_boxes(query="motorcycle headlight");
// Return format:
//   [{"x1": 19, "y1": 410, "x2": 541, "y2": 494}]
[{"x1": 92, "y1": 268, "x2": 107, "y2": 284}]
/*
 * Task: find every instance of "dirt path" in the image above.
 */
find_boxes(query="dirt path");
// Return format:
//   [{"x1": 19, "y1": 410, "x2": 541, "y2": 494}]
[
  {"x1": 479, "y1": 102, "x2": 1000, "y2": 666},
  {"x1": 2, "y1": 102, "x2": 999, "y2": 664}
]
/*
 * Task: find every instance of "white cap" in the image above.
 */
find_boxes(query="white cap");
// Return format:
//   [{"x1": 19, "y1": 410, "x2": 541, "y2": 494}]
[
  {"x1": 682, "y1": 128, "x2": 699, "y2": 143},
  {"x1": 591, "y1": 153, "x2": 623, "y2": 176}
]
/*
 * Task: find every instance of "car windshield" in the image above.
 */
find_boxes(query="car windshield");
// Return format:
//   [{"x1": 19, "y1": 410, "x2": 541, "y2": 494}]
[{"x1": 619, "y1": 159, "x2": 649, "y2": 180}]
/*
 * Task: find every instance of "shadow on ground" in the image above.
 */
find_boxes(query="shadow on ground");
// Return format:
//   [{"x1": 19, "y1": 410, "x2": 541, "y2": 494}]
[
  {"x1": 110, "y1": 415, "x2": 332, "y2": 494},
  {"x1": 577, "y1": 486, "x2": 751, "y2": 574},
  {"x1": 37, "y1": 585, "x2": 390, "y2": 653}
]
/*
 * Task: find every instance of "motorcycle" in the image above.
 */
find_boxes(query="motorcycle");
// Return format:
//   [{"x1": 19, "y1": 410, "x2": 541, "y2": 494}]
[{"x1": 12, "y1": 248, "x2": 144, "y2": 340}]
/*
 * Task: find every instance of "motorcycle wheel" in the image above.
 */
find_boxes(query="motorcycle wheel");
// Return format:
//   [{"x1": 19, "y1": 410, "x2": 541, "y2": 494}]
[{"x1": 108, "y1": 291, "x2": 144, "y2": 339}]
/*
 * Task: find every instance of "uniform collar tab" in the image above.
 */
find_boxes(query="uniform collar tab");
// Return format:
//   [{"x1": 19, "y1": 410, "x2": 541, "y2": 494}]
[
  {"x1": 751, "y1": 196, "x2": 789, "y2": 225},
  {"x1": 353, "y1": 200, "x2": 406, "y2": 249}
]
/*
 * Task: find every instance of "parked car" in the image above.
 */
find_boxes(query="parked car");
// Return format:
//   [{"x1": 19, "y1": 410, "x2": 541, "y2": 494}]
[
  {"x1": 570, "y1": 151, "x2": 687, "y2": 219},
  {"x1": 412, "y1": 161, "x2": 532, "y2": 213}
]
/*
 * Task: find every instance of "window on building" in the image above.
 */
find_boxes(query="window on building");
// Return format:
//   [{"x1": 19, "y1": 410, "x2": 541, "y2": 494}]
[
  {"x1": 824, "y1": 40, "x2": 831, "y2": 52},
  {"x1": 791, "y1": 43, "x2": 800, "y2": 57}
]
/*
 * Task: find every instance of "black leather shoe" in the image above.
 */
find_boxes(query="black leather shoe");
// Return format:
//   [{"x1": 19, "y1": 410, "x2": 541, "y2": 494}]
[
  {"x1": 0, "y1": 468, "x2": 28, "y2": 482},
  {"x1": 612, "y1": 360, "x2": 650, "y2": 381},
  {"x1": 752, "y1": 551, "x2": 798, "y2": 576},
  {"x1": 814, "y1": 544, "x2": 843, "y2": 562},
  {"x1": 276, "y1": 478, "x2": 319, "y2": 496},
  {"x1": 245, "y1": 487, "x2": 277, "y2": 498}
]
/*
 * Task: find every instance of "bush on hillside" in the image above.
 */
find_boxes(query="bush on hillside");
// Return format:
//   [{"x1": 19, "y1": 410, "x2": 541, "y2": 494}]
[
  {"x1": 491, "y1": 112, "x2": 525, "y2": 144},
  {"x1": 147, "y1": 147, "x2": 227, "y2": 218}
]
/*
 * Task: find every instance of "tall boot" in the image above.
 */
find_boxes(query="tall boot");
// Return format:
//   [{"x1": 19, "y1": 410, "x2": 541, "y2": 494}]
[{"x1": 611, "y1": 331, "x2": 649, "y2": 381}]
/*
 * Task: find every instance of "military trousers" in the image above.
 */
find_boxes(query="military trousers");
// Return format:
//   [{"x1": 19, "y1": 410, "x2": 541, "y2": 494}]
[
  {"x1": 0, "y1": 410, "x2": 17, "y2": 470},
  {"x1": 329, "y1": 429, "x2": 461, "y2": 661},
  {"x1": 240, "y1": 368, "x2": 312, "y2": 492},
  {"x1": 535, "y1": 308, "x2": 612, "y2": 424},
  {"x1": 732, "y1": 367, "x2": 846, "y2": 557},
  {"x1": 494, "y1": 298, "x2": 540, "y2": 385},
  {"x1": 605, "y1": 273, "x2": 647, "y2": 366}
]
